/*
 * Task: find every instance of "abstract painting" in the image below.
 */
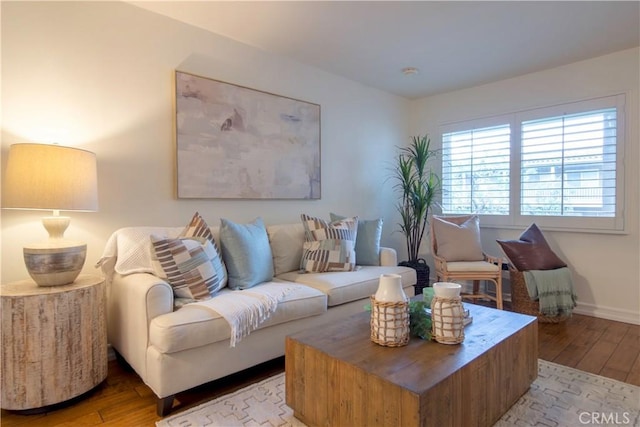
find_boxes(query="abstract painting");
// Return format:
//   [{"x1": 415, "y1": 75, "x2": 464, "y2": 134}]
[{"x1": 175, "y1": 71, "x2": 321, "y2": 199}]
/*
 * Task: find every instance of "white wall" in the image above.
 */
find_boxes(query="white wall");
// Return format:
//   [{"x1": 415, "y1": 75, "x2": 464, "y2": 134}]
[
  {"x1": 2, "y1": 2, "x2": 637, "y2": 325},
  {"x1": 1, "y1": 2, "x2": 410, "y2": 282},
  {"x1": 410, "y1": 48, "x2": 640, "y2": 324}
]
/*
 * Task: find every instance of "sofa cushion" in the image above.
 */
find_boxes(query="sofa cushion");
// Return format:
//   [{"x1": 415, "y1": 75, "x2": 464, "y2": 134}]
[
  {"x1": 444, "y1": 261, "x2": 501, "y2": 273},
  {"x1": 220, "y1": 217, "x2": 274, "y2": 290},
  {"x1": 300, "y1": 214, "x2": 358, "y2": 273},
  {"x1": 150, "y1": 236, "x2": 225, "y2": 300},
  {"x1": 330, "y1": 213, "x2": 383, "y2": 266},
  {"x1": 148, "y1": 282, "x2": 327, "y2": 353},
  {"x1": 277, "y1": 266, "x2": 416, "y2": 307},
  {"x1": 267, "y1": 223, "x2": 305, "y2": 276}
]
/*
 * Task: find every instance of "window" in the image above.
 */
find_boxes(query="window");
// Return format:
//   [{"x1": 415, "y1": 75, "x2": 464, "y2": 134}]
[
  {"x1": 442, "y1": 124, "x2": 511, "y2": 215},
  {"x1": 520, "y1": 108, "x2": 617, "y2": 218},
  {"x1": 440, "y1": 94, "x2": 625, "y2": 232}
]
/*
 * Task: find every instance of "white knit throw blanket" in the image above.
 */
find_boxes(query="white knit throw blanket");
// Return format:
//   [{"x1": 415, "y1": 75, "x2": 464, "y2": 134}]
[{"x1": 190, "y1": 282, "x2": 296, "y2": 347}]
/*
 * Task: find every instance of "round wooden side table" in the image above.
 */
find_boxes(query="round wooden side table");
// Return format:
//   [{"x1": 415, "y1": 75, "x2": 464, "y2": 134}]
[{"x1": 1, "y1": 274, "x2": 108, "y2": 411}]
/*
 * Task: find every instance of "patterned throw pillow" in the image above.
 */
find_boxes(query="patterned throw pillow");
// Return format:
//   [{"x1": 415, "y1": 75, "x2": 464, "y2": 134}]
[
  {"x1": 300, "y1": 214, "x2": 358, "y2": 273},
  {"x1": 150, "y1": 236, "x2": 225, "y2": 300},
  {"x1": 330, "y1": 213, "x2": 383, "y2": 266},
  {"x1": 181, "y1": 212, "x2": 227, "y2": 289}
]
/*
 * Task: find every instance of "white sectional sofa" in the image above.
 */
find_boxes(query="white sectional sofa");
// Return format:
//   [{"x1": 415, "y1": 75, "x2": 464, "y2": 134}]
[{"x1": 99, "y1": 219, "x2": 416, "y2": 416}]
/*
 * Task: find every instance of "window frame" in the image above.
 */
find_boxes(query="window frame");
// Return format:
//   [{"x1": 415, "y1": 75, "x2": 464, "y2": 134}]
[
  {"x1": 437, "y1": 94, "x2": 626, "y2": 233},
  {"x1": 440, "y1": 114, "x2": 514, "y2": 223}
]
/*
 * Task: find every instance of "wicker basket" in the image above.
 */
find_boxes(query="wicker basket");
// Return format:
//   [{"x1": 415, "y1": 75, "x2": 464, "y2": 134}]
[
  {"x1": 509, "y1": 268, "x2": 569, "y2": 323},
  {"x1": 431, "y1": 296, "x2": 465, "y2": 344},
  {"x1": 370, "y1": 296, "x2": 410, "y2": 347}
]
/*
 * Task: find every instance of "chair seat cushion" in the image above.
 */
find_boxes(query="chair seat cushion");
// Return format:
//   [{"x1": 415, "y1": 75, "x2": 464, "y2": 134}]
[{"x1": 445, "y1": 261, "x2": 500, "y2": 272}]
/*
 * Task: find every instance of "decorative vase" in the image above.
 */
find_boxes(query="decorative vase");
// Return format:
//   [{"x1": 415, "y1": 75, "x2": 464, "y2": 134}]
[
  {"x1": 370, "y1": 274, "x2": 410, "y2": 347},
  {"x1": 431, "y1": 282, "x2": 465, "y2": 344},
  {"x1": 375, "y1": 273, "x2": 408, "y2": 302}
]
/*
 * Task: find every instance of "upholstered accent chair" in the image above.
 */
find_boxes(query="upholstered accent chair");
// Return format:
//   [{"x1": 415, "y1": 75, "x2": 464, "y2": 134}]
[{"x1": 430, "y1": 214, "x2": 504, "y2": 309}]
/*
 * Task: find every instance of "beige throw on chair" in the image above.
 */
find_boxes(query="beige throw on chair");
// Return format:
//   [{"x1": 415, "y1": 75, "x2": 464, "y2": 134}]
[{"x1": 431, "y1": 214, "x2": 504, "y2": 309}]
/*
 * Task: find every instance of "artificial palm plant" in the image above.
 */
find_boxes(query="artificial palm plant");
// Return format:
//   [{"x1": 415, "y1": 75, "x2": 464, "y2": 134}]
[{"x1": 392, "y1": 135, "x2": 440, "y2": 291}]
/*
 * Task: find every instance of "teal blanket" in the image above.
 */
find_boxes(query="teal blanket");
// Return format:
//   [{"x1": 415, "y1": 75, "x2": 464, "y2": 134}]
[{"x1": 523, "y1": 267, "x2": 577, "y2": 317}]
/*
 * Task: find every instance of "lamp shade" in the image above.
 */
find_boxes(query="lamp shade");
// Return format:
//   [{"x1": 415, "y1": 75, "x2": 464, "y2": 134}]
[
  {"x1": 3, "y1": 143, "x2": 98, "y2": 212},
  {"x1": 3, "y1": 143, "x2": 98, "y2": 286}
]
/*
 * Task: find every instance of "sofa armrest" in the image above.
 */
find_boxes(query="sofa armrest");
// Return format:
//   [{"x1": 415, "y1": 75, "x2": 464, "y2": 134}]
[
  {"x1": 107, "y1": 272, "x2": 173, "y2": 377},
  {"x1": 379, "y1": 247, "x2": 398, "y2": 267}
]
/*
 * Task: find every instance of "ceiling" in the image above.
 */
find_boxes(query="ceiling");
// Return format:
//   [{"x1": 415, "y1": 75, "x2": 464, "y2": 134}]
[{"x1": 130, "y1": 1, "x2": 640, "y2": 99}]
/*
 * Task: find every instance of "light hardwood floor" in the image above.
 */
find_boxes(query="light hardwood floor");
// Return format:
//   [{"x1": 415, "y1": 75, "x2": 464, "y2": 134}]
[{"x1": 1, "y1": 308, "x2": 638, "y2": 427}]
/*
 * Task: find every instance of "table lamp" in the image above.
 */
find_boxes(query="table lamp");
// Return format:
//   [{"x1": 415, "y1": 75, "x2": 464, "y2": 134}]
[{"x1": 2, "y1": 143, "x2": 98, "y2": 286}]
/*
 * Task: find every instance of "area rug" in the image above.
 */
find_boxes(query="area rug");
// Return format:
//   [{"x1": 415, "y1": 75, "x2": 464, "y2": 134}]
[{"x1": 157, "y1": 360, "x2": 639, "y2": 427}]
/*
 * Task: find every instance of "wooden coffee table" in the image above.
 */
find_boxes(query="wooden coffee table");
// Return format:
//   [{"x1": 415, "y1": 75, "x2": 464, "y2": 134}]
[{"x1": 285, "y1": 302, "x2": 537, "y2": 427}]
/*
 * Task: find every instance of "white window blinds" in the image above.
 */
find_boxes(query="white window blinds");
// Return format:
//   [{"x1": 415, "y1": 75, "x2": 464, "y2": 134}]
[
  {"x1": 438, "y1": 94, "x2": 625, "y2": 231},
  {"x1": 441, "y1": 124, "x2": 511, "y2": 215},
  {"x1": 520, "y1": 108, "x2": 617, "y2": 218}
]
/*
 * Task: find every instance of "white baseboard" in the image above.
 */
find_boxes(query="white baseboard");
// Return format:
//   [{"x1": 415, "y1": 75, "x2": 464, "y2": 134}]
[
  {"x1": 107, "y1": 343, "x2": 116, "y2": 361},
  {"x1": 573, "y1": 302, "x2": 640, "y2": 325},
  {"x1": 443, "y1": 280, "x2": 640, "y2": 326}
]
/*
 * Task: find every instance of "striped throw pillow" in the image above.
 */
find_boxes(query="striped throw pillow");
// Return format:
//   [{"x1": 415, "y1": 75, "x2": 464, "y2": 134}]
[
  {"x1": 300, "y1": 214, "x2": 358, "y2": 273},
  {"x1": 151, "y1": 236, "x2": 224, "y2": 300},
  {"x1": 181, "y1": 212, "x2": 227, "y2": 289}
]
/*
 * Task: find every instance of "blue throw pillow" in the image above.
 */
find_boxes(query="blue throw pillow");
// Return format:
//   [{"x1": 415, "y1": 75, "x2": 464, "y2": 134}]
[
  {"x1": 220, "y1": 217, "x2": 274, "y2": 290},
  {"x1": 330, "y1": 213, "x2": 383, "y2": 266}
]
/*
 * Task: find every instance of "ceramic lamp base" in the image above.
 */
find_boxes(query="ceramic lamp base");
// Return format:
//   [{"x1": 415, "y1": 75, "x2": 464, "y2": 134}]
[{"x1": 23, "y1": 242, "x2": 86, "y2": 286}]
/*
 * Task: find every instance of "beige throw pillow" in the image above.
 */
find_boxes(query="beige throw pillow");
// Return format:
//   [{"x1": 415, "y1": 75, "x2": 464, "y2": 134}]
[
  {"x1": 433, "y1": 215, "x2": 484, "y2": 262},
  {"x1": 267, "y1": 223, "x2": 305, "y2": 276}
]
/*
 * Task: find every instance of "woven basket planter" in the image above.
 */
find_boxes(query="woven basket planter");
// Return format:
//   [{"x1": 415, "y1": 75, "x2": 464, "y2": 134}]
[
  {"x1": 370, "y1": 296, "x2": 410, "y2": 347},
  {"x1": 509, "y1": 268, "x2": 570, "y2": 323}
]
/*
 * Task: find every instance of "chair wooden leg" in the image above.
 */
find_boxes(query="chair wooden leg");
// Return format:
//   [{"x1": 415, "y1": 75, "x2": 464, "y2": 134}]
[
  {"x1": 473, "y1": 280, "x2": 480, "y2": 294},
  {"x1": 495, "y1": 276, "x2": 504, "y2": 310}
]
